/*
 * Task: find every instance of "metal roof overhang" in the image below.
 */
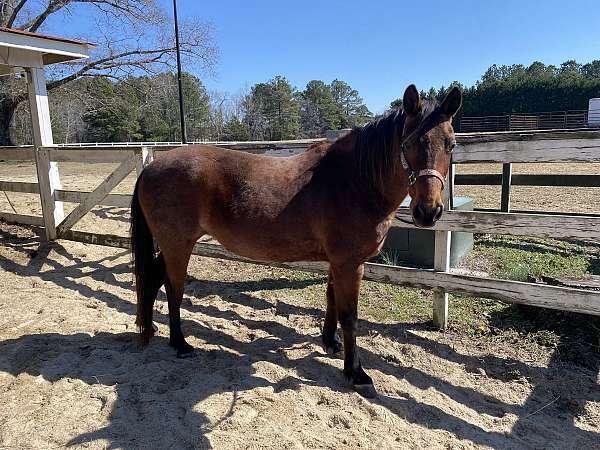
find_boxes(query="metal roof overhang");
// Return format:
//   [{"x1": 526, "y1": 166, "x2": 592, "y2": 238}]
[{"x1": 0, "y1": 27, "x2": 95, "y2": 74}]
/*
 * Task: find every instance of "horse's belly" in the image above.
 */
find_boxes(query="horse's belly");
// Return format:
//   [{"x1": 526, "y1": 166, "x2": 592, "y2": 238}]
[{"x1": 209, "y1": 225, "x2": 325, "y2": 263}]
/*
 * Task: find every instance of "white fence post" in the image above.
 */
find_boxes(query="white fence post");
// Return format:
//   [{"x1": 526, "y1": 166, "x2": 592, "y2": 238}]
[
  {"x1": 135, "y1": 146, "x2": 154, "y2": 176},
  {"x1": 27, "y1": 66, "x2": 63, "y2": 240},
  {"x1": 432, "y1": 167, "x2": 454, "y2": 329}
]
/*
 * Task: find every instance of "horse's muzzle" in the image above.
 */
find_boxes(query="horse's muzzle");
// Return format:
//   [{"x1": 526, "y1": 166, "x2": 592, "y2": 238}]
[{"x1": 412, "y1": 203, "x2": 443, "y2": 228}]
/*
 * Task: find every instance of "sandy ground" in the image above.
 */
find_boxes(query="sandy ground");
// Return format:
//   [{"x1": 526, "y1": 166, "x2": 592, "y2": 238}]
[
  {"x1": 0, "y1": 221, "x2": 599, "y2": 450},
  {"x1": 454, "y1": 163, "x2": 600, "y2": 212},
  {"x1": 0, "y1": 158, "x2": 599, "y2": 449}
]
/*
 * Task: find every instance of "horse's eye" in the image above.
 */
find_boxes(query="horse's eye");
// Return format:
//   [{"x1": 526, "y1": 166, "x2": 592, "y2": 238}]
[{"x1": 448, "y1": 141, "x2": 457, "y2": 152}]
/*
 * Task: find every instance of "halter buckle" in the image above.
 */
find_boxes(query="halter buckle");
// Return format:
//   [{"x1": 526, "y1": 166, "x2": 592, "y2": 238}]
[{"x1": 408, "y1": 172, "x2": 417, "y2": 186}]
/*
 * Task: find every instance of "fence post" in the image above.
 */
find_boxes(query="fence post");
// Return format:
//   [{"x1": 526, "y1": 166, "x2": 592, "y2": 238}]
[
  {"x1": 27, "y1": 66, "x2": 63, "y2": 240},
  {"x1": 432, "y1": 167, "x2": 453, "y2": 329},
  {"x1": 135, "y1": 146, "x2": 154, "y2": 176},
  {"x1": 500, "y1": 163, "x2": 512, "y2": 212}
]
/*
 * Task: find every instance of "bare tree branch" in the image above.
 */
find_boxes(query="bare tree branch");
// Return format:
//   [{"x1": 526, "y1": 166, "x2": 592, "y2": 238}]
[
  {"x1": 0, "y1": 0, "x2": 218, "y2": 145},
  {"x1": 19, "y1": 0, "x2": 70, "y2": 32},
  {"x1": 46, "y1": 47, "x2": 177, "y2": 90},
  {"x1": 5, "y1": 0, "x2": 30, "y2": 27}
]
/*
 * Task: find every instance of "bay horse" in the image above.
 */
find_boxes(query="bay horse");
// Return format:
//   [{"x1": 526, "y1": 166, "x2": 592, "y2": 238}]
[{"x1": 130, "y1": 85, "x2": 462, "y2": 397}]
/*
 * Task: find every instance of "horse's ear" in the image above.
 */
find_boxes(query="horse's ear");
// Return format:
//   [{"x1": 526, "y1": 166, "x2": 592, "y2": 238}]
[
  {"x1": 441, "y1": 86, "x2": 462, "y2": 117},
  {"x1": 403, "y1": 84, "x2": 422, "y2": 116}
]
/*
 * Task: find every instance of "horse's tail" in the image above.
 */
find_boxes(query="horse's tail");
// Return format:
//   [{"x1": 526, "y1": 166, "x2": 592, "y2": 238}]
[{"x1": 130, "y1": 176, "x2": 161, "y2": 345}]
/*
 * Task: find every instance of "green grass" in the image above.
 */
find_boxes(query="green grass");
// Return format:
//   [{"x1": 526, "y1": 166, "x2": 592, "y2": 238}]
[
  {"x1": 464, "y1": 234, "x2": 596, "y2": 281},
  {"x1": 378, "y1": 249, "x2": 404, "y2": 267}
]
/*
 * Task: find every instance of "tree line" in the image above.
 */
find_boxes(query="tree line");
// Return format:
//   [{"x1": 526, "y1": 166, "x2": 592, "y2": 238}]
[
  {"x1": 0, "y1": 0, "x2": 217, "y2": 146},
  {"x1": 3, "y1": 2, "x2": 600, "y2": 143},
  {"x1": 391, "y1": 60, "x2": 600, "y2": 127},
  {"x1": 6, "y1": 74, "x2": 373, "y2": 144},
  {"x1": 10, "y1": 58, "x2": 598, "y2": 145}
]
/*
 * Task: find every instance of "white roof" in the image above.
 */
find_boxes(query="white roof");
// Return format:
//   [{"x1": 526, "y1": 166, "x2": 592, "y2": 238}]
[{"x1": 0, "y1": 27, "x2": 95, "y2": 74}]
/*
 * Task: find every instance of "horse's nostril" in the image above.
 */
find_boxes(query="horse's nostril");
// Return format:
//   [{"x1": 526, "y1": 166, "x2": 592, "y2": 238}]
[
  {"x1": 414, "y1": 204, "x2": 425, "y2": 219},
  {"x1": 434, "y1": 205, "x2": 443, "y2": 221}
]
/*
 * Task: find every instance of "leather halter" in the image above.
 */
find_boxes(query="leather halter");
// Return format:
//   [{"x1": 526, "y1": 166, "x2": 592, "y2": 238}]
[
  {"x1": 399, "y1": 111, "x2": 447, "y2": 188},
  {"x1": 400, "y1": 148, "x2": 446, "y2": 188}
]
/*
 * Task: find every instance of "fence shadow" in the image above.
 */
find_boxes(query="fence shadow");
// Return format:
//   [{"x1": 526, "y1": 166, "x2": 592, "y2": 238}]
[
  {"x1": 90, "y1": 206, "x2": 130, "y2": 224},
  {"x1": 0, "y1": 226, "x2": 598, "y2": 449}
]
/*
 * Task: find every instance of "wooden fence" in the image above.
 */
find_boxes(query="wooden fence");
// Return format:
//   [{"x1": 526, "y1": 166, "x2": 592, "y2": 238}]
[{"x1": 1, "y1": 128, "x2": 600, "y2": 328}]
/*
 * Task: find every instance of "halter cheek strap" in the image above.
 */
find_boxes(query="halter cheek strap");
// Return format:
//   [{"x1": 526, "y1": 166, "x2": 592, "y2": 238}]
[{"x1": 400, "y1": 147, "x2": 446, "y2": 188}]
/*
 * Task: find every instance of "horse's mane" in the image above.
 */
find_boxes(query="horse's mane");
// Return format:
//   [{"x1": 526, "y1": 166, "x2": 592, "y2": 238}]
[{"x1": 354, "y1": 99, "x2": 438, "y2": 196}]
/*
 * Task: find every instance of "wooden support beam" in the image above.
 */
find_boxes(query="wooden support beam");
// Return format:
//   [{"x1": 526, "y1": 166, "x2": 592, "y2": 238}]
[
  {"x1": 500, "y1": 163, "x2": 512, "y2": 212},
  {"x1": 393, "y1": 209, "x2": 600, "y2": 241},
  {"x1": 135, "y1": 146, "x2": 154, "y2": 176},
  {"x1": 432, "y1": 171, "x2": 452, "y2": 329},
  {"x1": 454, "y1": 173, "x2": 600, "y2": 187},
  {"x1": 0, "y1": 212, "x2": 44, "y2": 226},
  {"x1": 0, "y1": 146, "x2": 35, "y2": 161},
  {"x1": 0, "y1": 181, "x2": 39, "y2": 194},
  {"x1": 454, "y1": 131, "x2": 600, "y2": 163},
  {"x1": 59, "y1": 230, "x2": 600, "y2": 317},
  {"x1": 48, "y1": 148, "x2": 132, "y2": 163},
  {"x1": 56, "y1": 153, "x2": 137, "y2": 235},
  {"x1": 27, "y1": 66, "x2": 63, "y2": 240},
  {"x1": 55, "y1": 190, "x2": 132, "y2": 208}
]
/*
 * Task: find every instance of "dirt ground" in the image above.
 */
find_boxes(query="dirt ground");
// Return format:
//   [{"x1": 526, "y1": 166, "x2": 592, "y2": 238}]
[{"x1": 0, "y1": 220, "x2": 599, "y2": 449}]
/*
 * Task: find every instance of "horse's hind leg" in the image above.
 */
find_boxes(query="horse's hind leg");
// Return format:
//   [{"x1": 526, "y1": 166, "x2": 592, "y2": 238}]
[
  {"x1": 147, "y1": 253, "x2": 166, "y2": 336},
  {"x1": 322, "y1": 269, "x2": 343, "y2": 355},
  {"x1": 162, "y1": 240, "x2": 196, "y2": 358}
]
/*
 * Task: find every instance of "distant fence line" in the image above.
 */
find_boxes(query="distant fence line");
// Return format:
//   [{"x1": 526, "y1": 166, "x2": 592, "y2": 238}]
[{"x1": 460, "y1": 109, "x2": 600, "y2": 133}]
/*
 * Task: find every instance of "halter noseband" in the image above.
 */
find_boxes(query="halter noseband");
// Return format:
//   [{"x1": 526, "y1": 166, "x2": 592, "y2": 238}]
[
  {"x1": 399, "y1": 111, "x2": 447, "y2": 188},
  {"x1": 400, "y1": 146, "x2": 446, "y2": 188}
]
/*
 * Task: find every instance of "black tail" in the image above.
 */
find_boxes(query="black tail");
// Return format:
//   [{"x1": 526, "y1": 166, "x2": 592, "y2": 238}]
[{"x1": 131, "y1": 176, "x2": 164, "y2": 345}]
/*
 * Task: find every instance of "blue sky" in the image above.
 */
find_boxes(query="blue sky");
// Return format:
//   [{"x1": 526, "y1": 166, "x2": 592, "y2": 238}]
[{"x1": 53, "y1": 0, "x2": 600, "y2": 113}]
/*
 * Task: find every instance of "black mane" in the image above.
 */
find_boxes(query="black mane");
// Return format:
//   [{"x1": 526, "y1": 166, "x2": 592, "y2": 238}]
[{"x1": 354, "y1": 99, "x2": 438, "y2": 196}]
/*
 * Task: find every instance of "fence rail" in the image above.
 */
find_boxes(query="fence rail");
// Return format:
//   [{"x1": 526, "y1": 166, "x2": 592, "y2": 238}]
[
  {"x1": 455, "y1": 174, "x2": 600, "y2": 187},
  {"x1": 1, "y1": 128, "x2": 599, "y2": 325}
]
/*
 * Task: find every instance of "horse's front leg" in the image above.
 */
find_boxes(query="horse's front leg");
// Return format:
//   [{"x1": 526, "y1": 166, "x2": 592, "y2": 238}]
[
  {"x1": 331, "y1": 263, "x2": 376, "y2": 398},
  {"x1": 322, "y1": 269, "x2": 343, "y2": 355}
]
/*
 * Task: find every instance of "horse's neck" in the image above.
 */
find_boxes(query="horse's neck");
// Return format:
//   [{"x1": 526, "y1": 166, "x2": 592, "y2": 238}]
[
  {"x1": 330, "y1": 135, "x2": 408, "y2": 218},
  {"x1": 375, "y1": 169, "x2": 409, "y2": 218}
]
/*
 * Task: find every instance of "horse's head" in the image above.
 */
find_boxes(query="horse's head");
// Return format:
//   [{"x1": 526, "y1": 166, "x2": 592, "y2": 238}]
[{"x1": 401, "y1": 84, "x2": 462, "y2": 227}]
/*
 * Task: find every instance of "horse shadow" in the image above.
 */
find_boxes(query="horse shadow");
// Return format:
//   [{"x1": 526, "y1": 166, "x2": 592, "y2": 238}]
[{"x1": 0, "y1": 225, "x2": 598, "y2": 449}]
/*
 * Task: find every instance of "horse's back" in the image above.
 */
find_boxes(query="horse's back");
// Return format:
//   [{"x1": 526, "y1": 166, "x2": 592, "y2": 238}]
[{"x1": 138, "y1": 143, "x2": 332, "y2": 261}]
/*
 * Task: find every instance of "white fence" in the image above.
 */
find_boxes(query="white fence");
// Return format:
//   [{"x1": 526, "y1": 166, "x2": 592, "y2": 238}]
[{"x1": 1, "y1": 128, "x2": 600, "y2": 327}]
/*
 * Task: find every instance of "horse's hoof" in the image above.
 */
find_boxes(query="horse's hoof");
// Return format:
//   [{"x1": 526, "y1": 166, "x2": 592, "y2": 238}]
[
  {"x1": 322, "y1": 334, "x2": 343, "y2": 357},
  {"x1": 354, "y1": 383, "x2": 378, "y2": 398},
  {"x1": 325, "y1": 346, "x2": 343, "y2": 357},
  {"x1": 171, "y1": 339, "x2": 195, "y2": 358},
  {"x1": 344, "y1": 363, "x2": 375, "y2": 397},
  {"x1": 323, "y1": 341, "x2": 343, "y2": 357}
]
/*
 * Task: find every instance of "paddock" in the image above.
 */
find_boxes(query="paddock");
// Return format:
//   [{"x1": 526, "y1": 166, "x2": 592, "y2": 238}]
[
  {"x1": 0, "y1": 130, "x2": 599, "y2": 448},
  {"x1": 1, "y1": 221, "x2": 599, "y2": 449}
]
